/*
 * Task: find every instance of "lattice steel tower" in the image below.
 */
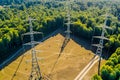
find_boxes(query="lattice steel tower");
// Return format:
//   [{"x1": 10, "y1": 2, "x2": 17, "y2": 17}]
[
  {"x1": 92, "y1": 13, "x2": 112, "y2": 75},
  {"x1": 22, "y1": 17, "x2": 43, "y2": 80},
  {"x1": 65, "y1": 0, "x2": 71, "y2": 40}
]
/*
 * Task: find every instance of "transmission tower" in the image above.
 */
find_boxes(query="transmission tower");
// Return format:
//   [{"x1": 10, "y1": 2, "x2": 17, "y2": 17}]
[
  {"x1": 22, "y1": 17, "x2": 43, "y2": 80},
  {"x1": 65, "y1": 0, "x2": 71, "y2": 40},
  {"x1": 59, "y1": 0, "x2": 72, "y2": 53},
  {"x1": 92, "y1": 13, "x2": 112, "y2": 75},
  {"x1": 50, "y1": 0, "x2": 72, "y2": 74}
]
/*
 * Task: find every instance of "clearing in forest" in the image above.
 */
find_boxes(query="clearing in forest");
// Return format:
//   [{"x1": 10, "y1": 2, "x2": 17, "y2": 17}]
[{"x1": 0, "y1": 33, "x2": 105, "y2": 80}]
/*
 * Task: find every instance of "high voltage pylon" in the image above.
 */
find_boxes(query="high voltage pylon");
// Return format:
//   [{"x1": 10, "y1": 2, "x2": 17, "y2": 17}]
[
  {"x1": 65, "y1": 0, "x2": 71, "y2": 40},
  {"x1": 92, "y1": 13, "x2": 112, "y2": 75},
  {"x1": 60, "y1": 0, "x2": 72, "y2": 53},
  {"x1": 22, "y1": 17, "x2": 43, "y2": 80},
  {"x1": 49, "y1": 0, "x2": 72, "y2": 74}
]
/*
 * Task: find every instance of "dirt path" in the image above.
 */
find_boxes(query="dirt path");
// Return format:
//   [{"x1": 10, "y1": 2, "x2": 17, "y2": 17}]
[{"x1": 74, "y1": 56, "x2": 99, "y2": 80}]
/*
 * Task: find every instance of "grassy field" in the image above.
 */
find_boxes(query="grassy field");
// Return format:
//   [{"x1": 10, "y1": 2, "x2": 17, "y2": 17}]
[{"x1": 0, "y1": 33, "x2": 106, "y2": 80}]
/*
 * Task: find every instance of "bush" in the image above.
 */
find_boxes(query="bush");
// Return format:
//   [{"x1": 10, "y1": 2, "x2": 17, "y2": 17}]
[{"x1": 92, "y1": 74, "x2": 102, "y2": 80}]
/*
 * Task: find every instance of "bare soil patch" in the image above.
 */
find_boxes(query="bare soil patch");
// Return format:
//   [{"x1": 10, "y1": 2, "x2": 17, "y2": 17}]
[{"x1": 0, "y1": 33, "x2": 105, "y2": 80}]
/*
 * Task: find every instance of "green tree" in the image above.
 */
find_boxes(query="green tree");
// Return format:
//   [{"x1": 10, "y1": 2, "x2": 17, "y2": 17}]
[{"x1": 92, "y1": 74, "x2": 102, "y2": 80}]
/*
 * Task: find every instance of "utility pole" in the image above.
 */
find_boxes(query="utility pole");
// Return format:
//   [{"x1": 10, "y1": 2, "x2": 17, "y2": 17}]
[
  {"x1": 22, "y1": 17, "x2": 43, "y2": 80},
  {"x1": 92, "y1": 13, "x2": 112, "y2": 75}
]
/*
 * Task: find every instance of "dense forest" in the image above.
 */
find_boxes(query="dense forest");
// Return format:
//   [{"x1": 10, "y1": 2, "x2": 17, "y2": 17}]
[{"x1": 0, "y1": 0, "x2": 120, "y2": 79}]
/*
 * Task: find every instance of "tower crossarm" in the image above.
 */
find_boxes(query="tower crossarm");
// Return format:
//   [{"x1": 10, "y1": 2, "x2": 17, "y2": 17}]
[
  {"x1": 104, "y1": 26, "x2": 112, "y2": 30},
  {"x1": 93, "y1": 36, "x2": 109, "y2": 41},
  {"x1": 64, "y1": 22, "x2": 73, "y2": 25},
  {"x1": 92, "y1": 44, "x2": 104, "y2": 48},
  {"x1": 98, "y1": 26, "x2": 112, "y2": 30},
  {"x1": 65, "y1": 30, "x2": 71, "y2": 33},
  {"x1": 23, "y1": 41, "x2": 41, "y2": 46},
  {"x1": 22, "y1": 31, "x2": 43, "y2": 36}
]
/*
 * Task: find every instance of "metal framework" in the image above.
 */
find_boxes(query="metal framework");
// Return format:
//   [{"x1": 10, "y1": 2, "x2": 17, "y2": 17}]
[
  {"x1": 50, "y1": 0, "x2": 72, "y2": 74},
  {"x1": 59, "y1": 0, "x2": 72, "y2": 53},
  {"x1": 22, "y1": 17, "x2": 43, "y2": 80},
  {"x1": 92, "y1": 13, "x2": 112, "y2": 75},
  {"x1": 65, "y1": 0, "x2": 71, "y2": 40}
]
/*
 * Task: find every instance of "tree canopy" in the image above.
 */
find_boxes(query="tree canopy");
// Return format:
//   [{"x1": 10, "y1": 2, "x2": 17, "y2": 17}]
[{"x1": 0, "y1": 0, "x2": 120, "y2": 73}]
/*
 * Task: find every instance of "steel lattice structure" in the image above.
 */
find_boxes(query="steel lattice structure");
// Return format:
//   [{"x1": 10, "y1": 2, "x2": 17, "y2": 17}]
[
  {"x1": 92, "y1": 13, "x2": 112, "y2": 75},
  {"x1": 65, "y1": 0, "x2": 71, "y2": 40},
  {"x1": 22, "y1": 17, "x2": 43, "y2": 80}
]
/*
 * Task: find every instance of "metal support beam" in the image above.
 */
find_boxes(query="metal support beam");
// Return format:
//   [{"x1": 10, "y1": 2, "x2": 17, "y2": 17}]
[
  {"x1": 65, "y1": 0, "x2": 71, "y2": 40},
  {"x1": 92, "y1": 13, "x2": 112, "y2": 75},
  {"x1": 22, "y1": 17, "x2": 43, "y2": 80}
]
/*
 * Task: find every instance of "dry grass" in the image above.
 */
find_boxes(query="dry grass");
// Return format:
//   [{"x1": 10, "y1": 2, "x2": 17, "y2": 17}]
[{"x1": 0, "y1": 33, "x2": 105, "y2": 80}]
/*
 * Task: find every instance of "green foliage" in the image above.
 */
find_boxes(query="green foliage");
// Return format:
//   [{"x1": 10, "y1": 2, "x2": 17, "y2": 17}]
[
  {"x1": 71, "y1": 19, "x2": 93, "y2": 39},
  {"x1": 92, "y1": 74, "x2": 102, "y2": 80},
  {"x1": 0, "y1": 0, "x2": 120, "y2": 71},
  {"x1": 0, "y1": 2, "x2": 64, "y2": 63},
  {"x1": 118, "y1": 55, "x2": 120, "y2": 63},
  {"x1": 115, "y1": 48, "x2": 120, "y2": 55},
  {"x1": 92, "y1": 47, "x2": 120, "y2": 80},
  {"x1": 109, "y1": 58, "x2": 118, "y2": 65},
  {"x1": 105, "y1": 35, "x2": 120, "y2": 52},
  {"x1": 106, "y1": 60, "x2": 114, "y2": 66}
]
